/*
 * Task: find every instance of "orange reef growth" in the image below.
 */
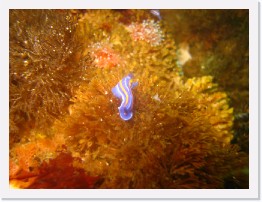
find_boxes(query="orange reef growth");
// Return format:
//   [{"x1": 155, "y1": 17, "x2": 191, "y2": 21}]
[
  {"x1": 89, "y1": 41, "x2": 122, "y2": 68},
  {"x1": 9, "y1": 9, "x2": 248, "y2": 189}
]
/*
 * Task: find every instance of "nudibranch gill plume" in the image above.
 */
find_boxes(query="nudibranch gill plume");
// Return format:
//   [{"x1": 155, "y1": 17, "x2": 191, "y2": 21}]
[{"x1": 112, "y1": 74, "x2": 138, "y2": 121}]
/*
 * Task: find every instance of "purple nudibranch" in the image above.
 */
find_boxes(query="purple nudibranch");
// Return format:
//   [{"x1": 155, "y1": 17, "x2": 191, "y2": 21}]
[{"x1": 112, "y1": 74, "x2": 138, "y2": 121}]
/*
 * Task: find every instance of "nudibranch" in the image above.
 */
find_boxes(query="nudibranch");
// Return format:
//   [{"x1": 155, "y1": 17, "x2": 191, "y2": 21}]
[
  {"x1": 112, "y1": 74, "x2": 138, "y2": 121},
  {"x1": 150, "y1": 9, "x2": 162, "y2": 21}
]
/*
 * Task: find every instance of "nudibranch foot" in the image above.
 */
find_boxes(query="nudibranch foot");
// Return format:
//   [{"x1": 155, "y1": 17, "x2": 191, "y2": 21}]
[{"x1": 119, "y1": 107, "x2": 133, "y2": 121}]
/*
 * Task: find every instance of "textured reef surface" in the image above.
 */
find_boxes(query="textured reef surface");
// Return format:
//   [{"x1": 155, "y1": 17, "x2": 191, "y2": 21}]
[{"x1": 9, "y1": 9, "x2": 248, "y2": 189}]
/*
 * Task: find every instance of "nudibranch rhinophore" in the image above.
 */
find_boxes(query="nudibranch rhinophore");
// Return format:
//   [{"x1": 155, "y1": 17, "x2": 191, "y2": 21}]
[{"x1": 112, "y1": 74, "x2": 138, "y2": 121}]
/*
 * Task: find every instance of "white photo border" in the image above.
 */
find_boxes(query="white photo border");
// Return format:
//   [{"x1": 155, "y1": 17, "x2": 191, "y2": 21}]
[{"x1": 1, "y1": 0, "x2": 259, "y2": 199}]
